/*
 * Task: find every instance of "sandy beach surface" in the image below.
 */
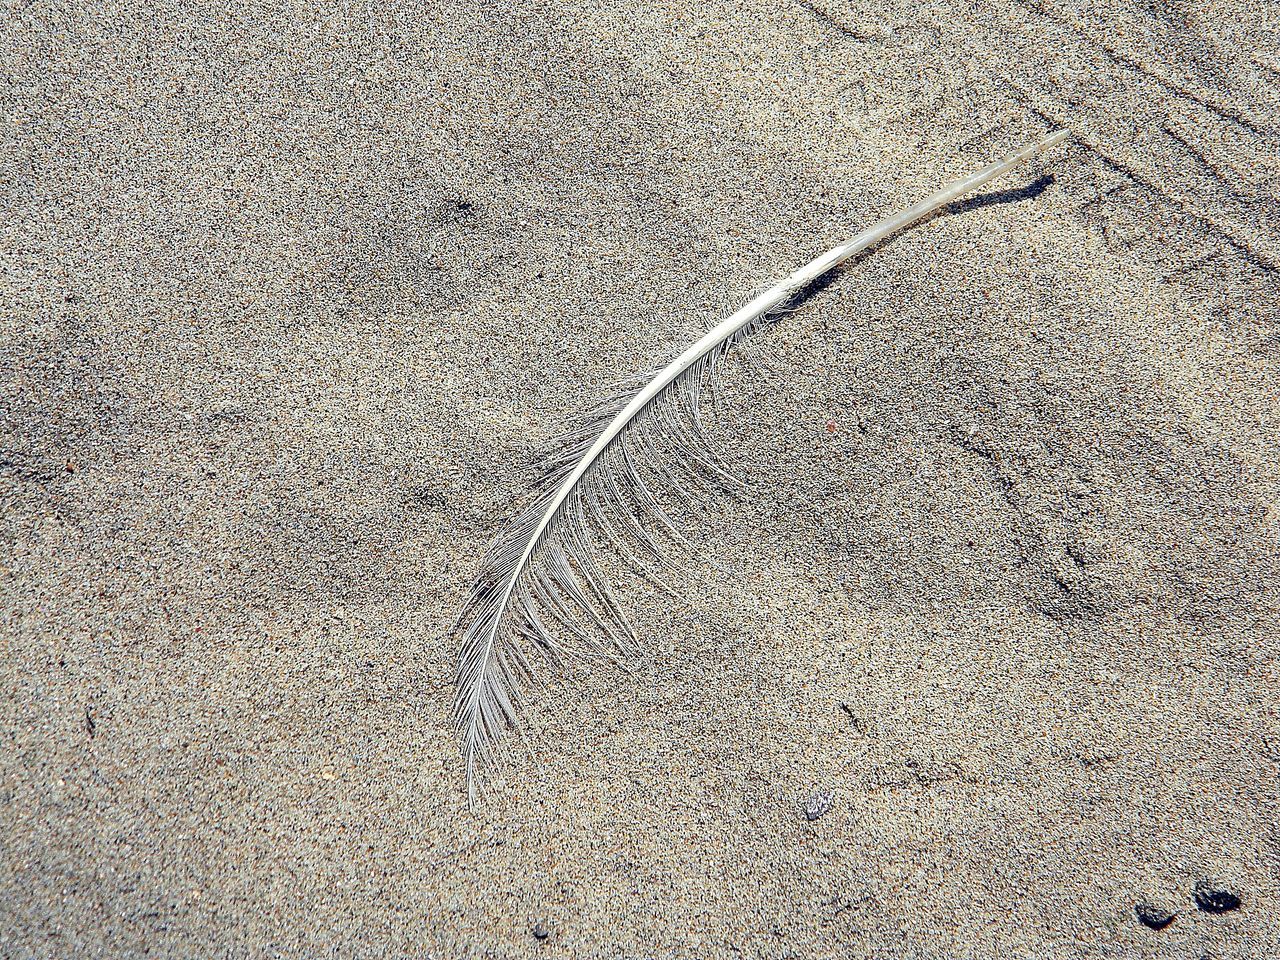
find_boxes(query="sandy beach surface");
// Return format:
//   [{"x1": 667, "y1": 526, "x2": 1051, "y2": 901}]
[{"x1": 3, "y1": 0, "x2": 1278, "y2": 956}]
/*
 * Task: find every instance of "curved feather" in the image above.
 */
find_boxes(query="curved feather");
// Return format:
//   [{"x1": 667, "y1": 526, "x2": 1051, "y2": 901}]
[{"x1": 454, "y1": 130, "x2": 1071, "y2": 800}]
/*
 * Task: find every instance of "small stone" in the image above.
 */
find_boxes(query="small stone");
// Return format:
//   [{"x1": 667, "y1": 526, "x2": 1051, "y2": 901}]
[
  {"x1": 803, "y1": 790, "x2": 833, "y2": 821},
  {"x1": 1134, "y1": 903, "x2": 1175, "y2": 930},
  {"x1": 531, "y1": 920, "x2": 550, "y2": 941},
  {"x1": 1194, "y1": 881, "x2": 1241, "y2": 913}
]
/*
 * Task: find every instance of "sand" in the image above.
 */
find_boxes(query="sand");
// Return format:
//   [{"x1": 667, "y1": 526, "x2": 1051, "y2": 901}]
[{"x1": 3, "y1": 0, "x2": 1278, "y2": 956}]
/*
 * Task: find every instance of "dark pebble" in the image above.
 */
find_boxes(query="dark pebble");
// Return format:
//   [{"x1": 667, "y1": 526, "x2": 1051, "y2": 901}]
[
  {"x1": 1194, "y1": 881, "x2": 1241, "y2": 913},
  {"x1": 1134, "y1": 903, "x2": 1175, "y2": 930},
  {"x1": 532, "y1": 920, "x2": 550, "y2": 940}
]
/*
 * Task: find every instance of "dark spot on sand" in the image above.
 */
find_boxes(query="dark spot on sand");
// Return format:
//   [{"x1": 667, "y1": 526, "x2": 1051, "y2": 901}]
[
  {"x1": 1194, "y1": 881, "x2": 1240, "y2": 913},
  {"x1": 407, "y1": 484, "x2": 447, "y2": 510},
  {"x1": 1135, "y1": 903, "x2": 1175, "y2": 930},
  {"x1": 838, "y1": 702, "x2": 866, "y2": 736},
  {"x1": 531, "y1": 920, "x2": 550, "y2": 940}
]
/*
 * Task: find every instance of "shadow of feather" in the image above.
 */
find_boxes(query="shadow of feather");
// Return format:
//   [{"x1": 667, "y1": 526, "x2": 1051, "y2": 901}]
[
  {"x1": 947, "y1": 173, "x2": 1056, "y2": 215},
  {"x1": 788, "y1": 174, "x2": 1057, "y2": 310}
]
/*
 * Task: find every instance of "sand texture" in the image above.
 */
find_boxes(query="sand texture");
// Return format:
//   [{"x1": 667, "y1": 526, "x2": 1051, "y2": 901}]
[{"x1": 3, "y1": 0, "x2": 1279, "y2": 957}]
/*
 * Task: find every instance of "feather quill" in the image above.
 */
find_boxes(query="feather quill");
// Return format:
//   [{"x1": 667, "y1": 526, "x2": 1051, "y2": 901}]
[{"x1": 455, "y1": 130, "x2": 1071, "y2": 800}]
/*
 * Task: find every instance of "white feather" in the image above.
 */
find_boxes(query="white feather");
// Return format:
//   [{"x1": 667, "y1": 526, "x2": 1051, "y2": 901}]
[{"x1": 454, "y1": 130, "x2": 1071, "y2": 802}]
